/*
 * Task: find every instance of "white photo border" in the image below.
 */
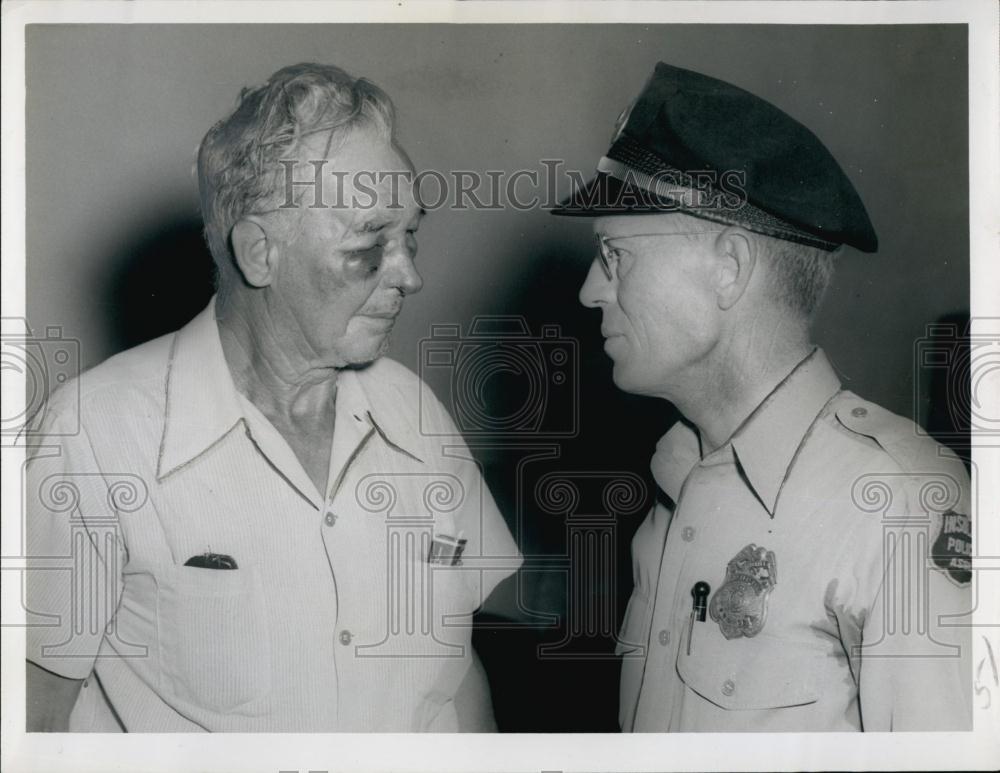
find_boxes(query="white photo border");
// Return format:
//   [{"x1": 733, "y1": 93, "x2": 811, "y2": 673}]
[{"x1": 2, "y1": 2, "x2": 998, "y2": 772}]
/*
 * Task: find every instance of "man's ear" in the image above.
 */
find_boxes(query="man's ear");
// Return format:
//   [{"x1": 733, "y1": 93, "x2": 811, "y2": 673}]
[
  {"x1": 713, "y1": 227, "x2": 757, "y2": 310},
  {"x1": 230, "y1": 217, "x2": 278, "y2": 288}
]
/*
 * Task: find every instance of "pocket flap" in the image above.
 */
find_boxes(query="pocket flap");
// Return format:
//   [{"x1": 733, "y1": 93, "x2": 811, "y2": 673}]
[{"x1": 676, "y1": 624, "x2": 819, "y2": 710}]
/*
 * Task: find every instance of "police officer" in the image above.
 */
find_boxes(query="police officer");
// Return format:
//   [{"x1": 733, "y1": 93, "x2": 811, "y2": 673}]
[{"x1": 553, "y1": 62, "x2": 972, "y2": 731}]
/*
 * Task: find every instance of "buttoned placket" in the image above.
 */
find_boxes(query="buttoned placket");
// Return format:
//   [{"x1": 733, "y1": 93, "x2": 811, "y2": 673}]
[
  {"x1": 630, "y1": 479, "x2": 688, "y2": 730},
  {"x1": 638, "y1": 454, "x2": 724, "y2": 731},
  {"x1": 320, "y1": 407, "x2": 377, "y2": 725}
]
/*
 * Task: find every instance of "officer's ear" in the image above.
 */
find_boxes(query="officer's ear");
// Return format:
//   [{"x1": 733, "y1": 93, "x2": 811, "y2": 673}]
[
  {"x1": 231, "y1": 216, "x2": 280, "y2": 288},
  {"x1": 712, "y1": 227, "x2": 756, "y2": 310}
]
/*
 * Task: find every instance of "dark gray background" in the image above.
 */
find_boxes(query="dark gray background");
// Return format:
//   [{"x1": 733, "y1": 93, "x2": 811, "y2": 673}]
[{"x1": 25, "y1": 23, "x2": 969, "y2": 730}]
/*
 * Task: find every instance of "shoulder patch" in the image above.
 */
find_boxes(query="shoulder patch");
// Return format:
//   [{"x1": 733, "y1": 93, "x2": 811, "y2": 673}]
[
  {"x1": 835, "y1": 393, "x2": 973, "y2": 587},
  {"x1": 931, "y1": 509, "x2": 972, "y2": 585}
]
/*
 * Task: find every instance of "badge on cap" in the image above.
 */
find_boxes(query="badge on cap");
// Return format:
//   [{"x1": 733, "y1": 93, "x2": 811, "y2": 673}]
[
  {"x1": 610, "y1": 100, "x2": 636, "y2": 145},
  {"x1": 709, "y1": 544, "x2": 777, "y2": 639},
  {"x1": 931, "y1": 510, "x2": 971, "y2": 586}
]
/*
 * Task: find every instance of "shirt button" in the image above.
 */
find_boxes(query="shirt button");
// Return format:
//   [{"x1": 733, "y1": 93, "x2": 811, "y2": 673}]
[
  {"x1": 324, "y1": 511, "x2": 337, "y2": 526},
  {"x1": 851, "y1": 406, "x2": 868, "y2": 418},
  {"x1": 681, "y1": 526, "x2": 696, "y2": 542},
  {"x1": 721, "y1": 679, "x2": 736, "y2": 696},
  {"x1": 339, "y1": 629, "x2": 353, "y2": 645},
  {"x1": 658, "y1": 629, "x2": 671, "y2": 646}
]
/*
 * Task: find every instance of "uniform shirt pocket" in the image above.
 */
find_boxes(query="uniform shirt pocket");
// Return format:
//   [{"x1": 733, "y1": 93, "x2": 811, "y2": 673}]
[
  {"x1": 676, "y1": 622, "x2": 819, "y2": 710},
  {"x1": 156, "y1": 564, "x2": 270, "y2": 716}
]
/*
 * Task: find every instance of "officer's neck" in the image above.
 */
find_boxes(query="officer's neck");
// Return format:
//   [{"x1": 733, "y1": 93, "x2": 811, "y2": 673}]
[{"x1": 677, "y1": 321, "x2": 813, "y2": 456}]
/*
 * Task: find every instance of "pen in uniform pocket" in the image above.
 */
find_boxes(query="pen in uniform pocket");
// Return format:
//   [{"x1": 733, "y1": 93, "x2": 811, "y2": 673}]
[{"x1": 687, "y1": 581, "x2": 710, "y2": 655}]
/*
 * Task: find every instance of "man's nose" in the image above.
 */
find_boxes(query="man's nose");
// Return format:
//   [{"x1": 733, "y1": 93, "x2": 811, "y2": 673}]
[
  {"x1": 579, "y1": 257, "x2": 610, "y2": 308},
  {"x1": 386, "y1": 244, "x2": 423, "y2": 296}
]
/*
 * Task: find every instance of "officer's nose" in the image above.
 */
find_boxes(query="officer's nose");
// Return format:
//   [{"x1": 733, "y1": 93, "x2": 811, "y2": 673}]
[{"x1": 579, "y1": 258, "x2": 612, "y2": 308}]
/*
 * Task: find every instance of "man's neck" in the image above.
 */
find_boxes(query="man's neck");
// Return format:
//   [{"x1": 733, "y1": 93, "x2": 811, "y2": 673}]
[
  {"x1": 674, "y1": 323, "x2": 814, "y2": 455},
  {"x1": 215, "y1": 289, "x2": 339, "y2": 425}
]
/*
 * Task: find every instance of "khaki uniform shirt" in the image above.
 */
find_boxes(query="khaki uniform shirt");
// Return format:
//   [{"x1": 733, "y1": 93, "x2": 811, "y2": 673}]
[
  {"x1": 618, "y1": 349, "x2": 972, "y2": 731},
  {"x1": 26, "y1": 299, "x2": 521, "y2": 731}
]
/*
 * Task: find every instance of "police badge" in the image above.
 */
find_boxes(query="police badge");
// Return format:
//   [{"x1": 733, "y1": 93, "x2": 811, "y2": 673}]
[{"x1": 709, "y1": 544, "x2": 777, "y2": 639}]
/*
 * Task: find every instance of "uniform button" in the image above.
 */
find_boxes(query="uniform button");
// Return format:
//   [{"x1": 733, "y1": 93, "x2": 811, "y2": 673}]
[
  {"x1": 324, "y1": 511, "x2": 337, "y2": 526},
  {"x1": 851, "y1": 406, "x2": 868, "y2": 418},
  {"x1": 682, "y1": 526, "x2": 696, "y2": 542},
  {"x1": 339, "y1": 629, "x2": 353, "y2": 645},
  {"x1": 721, "y1": 679, "x2": 736, "y2": 696},
  {"x1": 658, "y1": 629, "x2": 671, "y2": 646}
]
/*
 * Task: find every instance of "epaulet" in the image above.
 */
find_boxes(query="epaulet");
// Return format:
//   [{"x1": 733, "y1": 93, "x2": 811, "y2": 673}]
[{"x1": 832, "y1": 392, "x2": 964, "y2": 475}]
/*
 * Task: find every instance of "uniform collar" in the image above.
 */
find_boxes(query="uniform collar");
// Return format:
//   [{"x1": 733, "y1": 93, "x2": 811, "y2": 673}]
[
  {"x1": 650, "y1": 419, "x2": 701, "y2": 505},
  {"x1": 651, "y1": 348, "x2": 841, "y2": 515},
  {"x1": 728, "y1": 348, "x2": 841, "y2": 514},
  {"x1": 157, "y1": 297, "x2": 424, "y2": 491}
]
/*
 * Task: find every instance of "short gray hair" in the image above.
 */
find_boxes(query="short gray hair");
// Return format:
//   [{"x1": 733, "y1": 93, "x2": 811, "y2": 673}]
[
  {"x1": 757, "y1": 234, "x2": 838, "y2": 318},
  {"x1": 197, "y1": 63, "x2": 395, "y2": 285}
]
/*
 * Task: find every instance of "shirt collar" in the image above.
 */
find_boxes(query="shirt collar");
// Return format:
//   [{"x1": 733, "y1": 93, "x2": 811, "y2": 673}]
[
  {"x1": 157, "y1": 297, "x2": 425, "y2": 486},
  {"x1": 650, "y1": 419, "x2": 701, "y2": 505},
  {"x1": 324, "y1": 367, "x2": 425, "y2": 501},
  {"x1": 348, "y1": 365, "x2": 425, "y2": 465},
  {"x1": 157, "y1": 298, "x2": 243, "y2": 481},
  {"x1": 651, "y1": 348, "x2": 841, "y2": 514},
  {"x1": 728, "y1": 348, "x2": 841, "y2": 514}
]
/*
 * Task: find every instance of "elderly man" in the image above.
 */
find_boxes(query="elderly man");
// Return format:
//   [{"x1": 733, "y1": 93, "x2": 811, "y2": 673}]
[
  {"x1": 554, "y1": 62, "x2": 972, "y2": 731},
  {"x1": 25, "y1": 63, "x2": 520, "y2": 732}
]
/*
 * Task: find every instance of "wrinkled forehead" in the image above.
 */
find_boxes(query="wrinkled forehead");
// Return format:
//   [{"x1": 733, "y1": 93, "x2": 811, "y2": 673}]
[{"x1": 292, "y1": 125, "x2": 421, "y2": 219}]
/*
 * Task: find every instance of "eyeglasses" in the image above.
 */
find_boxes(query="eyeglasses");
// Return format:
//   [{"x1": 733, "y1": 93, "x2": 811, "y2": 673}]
[{"x1": 594, "y1": 230, "x2": 719, "y2": 281}]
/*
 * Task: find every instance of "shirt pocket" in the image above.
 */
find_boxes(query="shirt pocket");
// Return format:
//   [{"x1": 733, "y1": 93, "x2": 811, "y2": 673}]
[
  {"x1": 615, "y1": 591, "x2": 651, "y2": 656},
  {"x1": 427, "y1": 564, "x2": 479, "y2": 641},
  {"x1": 676, "y1": 621, "x2": 819, "y2": 711},
  {"x1": 155, "y1": 564, "x2": 270, "y2": 716}
]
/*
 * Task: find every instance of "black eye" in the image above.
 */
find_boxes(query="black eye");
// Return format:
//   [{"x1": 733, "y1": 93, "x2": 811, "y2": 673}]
[{"x1": 347, "y1": 243, "x2": 384, "y2": 274}]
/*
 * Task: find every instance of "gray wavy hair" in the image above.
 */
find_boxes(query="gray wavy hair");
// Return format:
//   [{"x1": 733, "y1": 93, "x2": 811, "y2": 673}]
[{"x1": 197, "y1": 63, "x2": 395, "y2": 288}]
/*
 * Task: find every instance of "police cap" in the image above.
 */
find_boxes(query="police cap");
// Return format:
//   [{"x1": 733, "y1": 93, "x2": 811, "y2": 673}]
[{"x1": 552, "y1": 61, "x2": 878, "y2": 253}]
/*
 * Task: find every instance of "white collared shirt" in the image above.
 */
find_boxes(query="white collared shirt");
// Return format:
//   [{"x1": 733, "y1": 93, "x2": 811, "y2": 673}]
[
  {"x1": 618, "y1": 350, "x2": 972, "y2": 731},
  {"x1": 26, "y1": 298, "x2": 522, "y2": 731}
]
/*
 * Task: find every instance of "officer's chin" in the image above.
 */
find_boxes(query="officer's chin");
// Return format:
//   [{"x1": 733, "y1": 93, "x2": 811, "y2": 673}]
[{"x1": 610, "y1": 360, "x2": 639, "y2": 395}]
